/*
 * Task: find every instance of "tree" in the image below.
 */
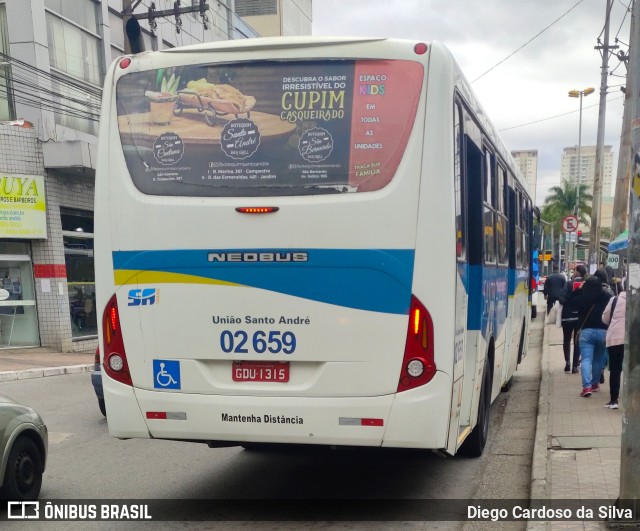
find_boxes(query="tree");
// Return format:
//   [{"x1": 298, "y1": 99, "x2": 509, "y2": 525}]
[
  {"x1": 540, "y1": 181, "x2": 592, "y2": 263},
  {"x1": 541, "y1": 179, "x2": 592, "y2": 236}
]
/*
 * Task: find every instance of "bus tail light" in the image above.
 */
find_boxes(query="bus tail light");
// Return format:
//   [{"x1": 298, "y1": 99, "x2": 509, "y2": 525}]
[
  {"x1": 102, "y1": 294, "x2": 132, "y2": 386},
  {"x1": 235, "y1": 206, "x2": 279, "y2": 214},
  {"x1": 413, "y1": 42, "x2": 428, "y2": 55},
  {"x1": 397, "y1": 295, "x2": 436, "y2": 392}
]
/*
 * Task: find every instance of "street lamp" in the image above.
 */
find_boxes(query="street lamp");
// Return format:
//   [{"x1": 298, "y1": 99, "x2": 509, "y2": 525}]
[{"x1": 567, "y1": 87, "x2": 595, "y2": 269}]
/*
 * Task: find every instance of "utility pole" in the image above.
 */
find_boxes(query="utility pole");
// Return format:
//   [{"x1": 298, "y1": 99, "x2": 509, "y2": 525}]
[
  {"x1": 123, "y1": 1, "x2": 209, "y2": 53},
  {"x1": 123, "y1": 0, "x2": 133, "y2": 54},
  {"x1": 619, "y1": 0, "x2": 640, "y2": 520},
  {"x1": 122, "y1": 0, "x2": 144, "y2": 54},
  {"x1": 589, "y1": 0, "x2": 616, "y2": 273},
  {"x1": 612, "y1": 87, "x2": 632, "y2": 247},
  {"x1": 611, "y1": 11, "x2": 635, "y2": 255}
]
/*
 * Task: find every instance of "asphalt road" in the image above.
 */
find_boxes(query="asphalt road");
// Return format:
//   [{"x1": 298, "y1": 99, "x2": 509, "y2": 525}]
[{"x1": 0, "y1": 319, "x2": 543, "y2": 530}]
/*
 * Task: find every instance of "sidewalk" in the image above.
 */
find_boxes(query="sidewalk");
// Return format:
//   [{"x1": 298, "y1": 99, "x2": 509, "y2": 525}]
[
  {"x1": 0, "y1": 347, "x2": 94, "y2": 382},
  {"x1": 530, "y1": 321, "x2": 622, "y2": 530}
]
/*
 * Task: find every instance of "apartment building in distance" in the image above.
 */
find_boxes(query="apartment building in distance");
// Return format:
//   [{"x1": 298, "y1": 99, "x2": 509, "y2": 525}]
[
  {"x1": 560, "y1": 145, "x2": 614, "y2": 198},
  {"x1": 511, "y1": 150, "x2": 538, "y2": 205},
  {"x1": 0, "y1": 0, "x2": 311, "y2": 352}
]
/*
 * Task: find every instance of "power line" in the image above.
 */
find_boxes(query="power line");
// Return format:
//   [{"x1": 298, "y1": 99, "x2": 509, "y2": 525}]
[
  {"x1": 0, "y1": 52, "x2": 102, "y2": 100},
  {"x1": 613, "y1": 0, "x2": 632, "y2": 41},
  {"x1": 138, "y1": 0, "x2": 215, "y2": 43},
  {"x1": 2, "y1": 71, "x2": 101, "y2": 112},
  {"x1": 499, "y1": 95, "x2": 624, "y2": 132},
  {"x1": 471, "y1": 0, "x2": 586, "y2": 84},
  {"x1": 136, "y1": 0, "x2": 258, "y2": 44},
  {"x1": 597, "y1": 0, "x2": 617, "y2": 41},
  {"x1": 0, "y1": 52, "x2": 101, "y2": 127}
]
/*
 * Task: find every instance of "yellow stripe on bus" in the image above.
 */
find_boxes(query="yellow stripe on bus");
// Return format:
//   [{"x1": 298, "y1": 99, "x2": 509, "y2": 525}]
[{"x1": 113, "y1": 270, "x2": 243, "y2": 288}]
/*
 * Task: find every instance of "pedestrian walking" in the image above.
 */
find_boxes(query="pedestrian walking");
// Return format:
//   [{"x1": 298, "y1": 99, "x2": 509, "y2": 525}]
[
  {"x1": 572, "y1": 272, "x2": 613, "y2": 397},
  {"x1": 601, "y1": 277, "x2": 626, "y2": 409},
  {"x1": 543, "y1": 265, "x2": 566, "y2": 315},
  {"x1": 558, "y1": 264, "x2": 587, "y2": 373}
]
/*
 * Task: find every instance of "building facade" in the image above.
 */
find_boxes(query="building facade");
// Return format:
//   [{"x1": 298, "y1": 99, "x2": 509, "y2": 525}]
[
  {"x1": 599, "y1": 196, "x2": 614, "y2": 236},
  {"x1": 0, "y1": 0, "x2": 310, "y2": 351},
  {"x1": 560, "y1": 145, "x2": 614, "y2": 198},
  {"x1": 235, "y1": 0, "x2": 312, "y2": 36},
  {"x1": 511, "y1": 149, "x2": 538, "y2": 205}
]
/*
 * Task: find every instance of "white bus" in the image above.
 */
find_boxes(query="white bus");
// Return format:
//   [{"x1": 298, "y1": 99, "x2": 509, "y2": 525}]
[{"x1": 95, "y1": 37, "x2": 534, "y2": 457}]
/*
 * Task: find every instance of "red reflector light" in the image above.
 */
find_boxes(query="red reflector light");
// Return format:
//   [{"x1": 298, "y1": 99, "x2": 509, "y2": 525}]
[
  {"x1": 102, "y1": 294, "x2": 132, "y2": 387},
  {"x1": 110, "y1": 306, "x2": 118, "y2": 333},
  {"x1": 119, "y1": 57, "x2": 132, "y2": 69},
  {"x1": 397, "y1": 295, "x2": 436, "y2": 393},
  {"x1": 361, "y1": 418, "x2": 384, "y2": 427},
  {"x1": 146, "y1": 412, "x2": 167, "y2": 420},
  {"x1": 235, "y1": 207, "x2": 279, "y2": 214},
  {"x1": 414, "y1": 43, "x2": 428, "y2": 55}
]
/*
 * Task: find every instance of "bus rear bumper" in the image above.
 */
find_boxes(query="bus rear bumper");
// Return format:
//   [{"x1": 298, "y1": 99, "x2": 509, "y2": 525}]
[{"x1": 104, "y1": 371, "x2": 452, "y2": 449}]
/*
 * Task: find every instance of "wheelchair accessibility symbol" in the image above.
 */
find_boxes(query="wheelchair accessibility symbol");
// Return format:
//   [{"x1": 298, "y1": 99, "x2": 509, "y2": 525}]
[{"x1": 153, "y1": 359, "x2": 181, "y2": 390}]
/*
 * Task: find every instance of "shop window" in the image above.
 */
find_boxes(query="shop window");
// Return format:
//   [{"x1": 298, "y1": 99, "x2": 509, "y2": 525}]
[
  {"x1": 62, "y1": 208, "x2": 96, "y2": 338},
  {"x1": 0, "y1": 242, "x2": 39, "y2": 348}
]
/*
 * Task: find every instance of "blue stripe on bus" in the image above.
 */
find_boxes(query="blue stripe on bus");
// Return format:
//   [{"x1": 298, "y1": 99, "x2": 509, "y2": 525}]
[
  {"x1": 466, "y1": 265, "x2": 510, "y2": 338},
  {"x1": 113, "y1": 249, "x2": 415, "y2": 315}
]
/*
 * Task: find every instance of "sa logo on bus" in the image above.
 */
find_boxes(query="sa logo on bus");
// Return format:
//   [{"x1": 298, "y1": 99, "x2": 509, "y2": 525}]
[{"x1": 127, "y1": 288, "x2": 158, "y2": 306}]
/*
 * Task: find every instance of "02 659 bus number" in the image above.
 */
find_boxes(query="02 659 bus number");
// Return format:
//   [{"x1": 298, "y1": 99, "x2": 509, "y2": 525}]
[{"x1": 219, "y1": 330, "x2": 297, "y2": 354}]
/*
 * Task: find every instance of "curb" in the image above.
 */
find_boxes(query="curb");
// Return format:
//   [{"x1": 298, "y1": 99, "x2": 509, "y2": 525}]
[
  {"x1": 0, "y1": 364, "x2": 93, "y2": 383},
  {"x1": 527, "y1": 320, "x2": 551, "y2": 531}
]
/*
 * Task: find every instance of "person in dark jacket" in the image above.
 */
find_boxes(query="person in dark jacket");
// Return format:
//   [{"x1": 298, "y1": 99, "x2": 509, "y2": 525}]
[
  {"x1": 543, "y1": 265, "x2": 566, "y2": 315},
  {"x1": 558, "y1": 264, "x2": 587, "y2": 373},
  {"x1": 572, "y1": 272, "x2": 613, "y2": 397}
]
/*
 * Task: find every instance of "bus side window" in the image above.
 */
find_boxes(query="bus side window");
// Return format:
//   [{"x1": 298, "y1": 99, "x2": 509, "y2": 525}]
[
  {"x1": 454, "y1": 102, "x2": 466, "y2": 261},
  {"x1": 523, "y1": 198, "x2": 531, "y2": 269},
  {"x1": 463, "y1": 131, "x2": 483, "y2": 265},
  {"x1": 506, "y1": 181, "x2": 516, "y2": 269},
  {"x1": 515, "y1": 189, "x2": 523, "y2": 268},
  {"x1": 483, "y1": 148, "x2": 496, "y2": 265},
  {"x1": 496, "y1": 163, "x2": 508, "y2": 266}
]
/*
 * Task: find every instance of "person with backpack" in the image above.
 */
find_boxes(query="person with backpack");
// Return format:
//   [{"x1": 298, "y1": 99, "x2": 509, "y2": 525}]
[
  {"x1": 558, "y1": 264, "x2": 587, "y2": 373},
  {"x1": 601, "y1": 277, "x2": 627, "y2": 409}
]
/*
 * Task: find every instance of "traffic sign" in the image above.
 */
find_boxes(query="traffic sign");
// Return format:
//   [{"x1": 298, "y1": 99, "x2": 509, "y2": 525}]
[{"x1": 562, "y1": 215, "x2": 579, "y2": 233}]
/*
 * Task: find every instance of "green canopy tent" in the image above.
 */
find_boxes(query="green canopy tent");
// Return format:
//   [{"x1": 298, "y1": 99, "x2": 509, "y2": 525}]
[{"x1": 608, "y1": 230, "x2": 628, "y2": 254}]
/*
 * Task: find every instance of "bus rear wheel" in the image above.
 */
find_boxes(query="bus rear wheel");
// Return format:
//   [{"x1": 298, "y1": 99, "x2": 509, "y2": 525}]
[{"x1": 459, "y1": 358, "x2": 491, "y2": 457}]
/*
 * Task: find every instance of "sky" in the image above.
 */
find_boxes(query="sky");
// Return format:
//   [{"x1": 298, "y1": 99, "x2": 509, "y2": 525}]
[{"x1": 311, "y1": 0, "x2": 632, "y2": 207}]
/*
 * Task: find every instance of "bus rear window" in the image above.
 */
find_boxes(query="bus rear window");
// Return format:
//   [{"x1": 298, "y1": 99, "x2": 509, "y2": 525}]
[{"x1": 115, "y1": 59, "x2": 423, "y2": 197}]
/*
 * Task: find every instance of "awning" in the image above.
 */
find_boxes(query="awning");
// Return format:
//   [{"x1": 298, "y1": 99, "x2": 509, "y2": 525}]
[{"x1": 608, "y1": 230, "x2": 628, "y2": 253}]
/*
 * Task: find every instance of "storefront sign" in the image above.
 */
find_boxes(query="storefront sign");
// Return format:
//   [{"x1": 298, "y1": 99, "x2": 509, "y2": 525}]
[{"x1": 0, "y1": 174, "x2": 47, "y2": 239}]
